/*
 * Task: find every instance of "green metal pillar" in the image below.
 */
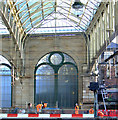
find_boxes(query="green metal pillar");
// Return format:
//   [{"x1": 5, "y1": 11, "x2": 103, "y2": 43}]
[
  {"x1": 94, "y1": 90, "x2": 98, "y2": 118},
  {"x1": 54, "y1": 71, "x2": 58, "y2": 108}
]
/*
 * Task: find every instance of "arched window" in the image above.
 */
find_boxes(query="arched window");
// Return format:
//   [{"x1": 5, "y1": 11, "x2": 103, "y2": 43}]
[
  {"x1": 0, "y1": 55, "x2": 12, "y2": 108},
  {"x1": 34, "y1": 51, "x2": 78, "y2": 109}
]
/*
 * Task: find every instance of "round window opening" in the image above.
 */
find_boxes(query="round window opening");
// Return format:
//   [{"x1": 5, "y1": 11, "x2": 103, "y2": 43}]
[{"x1": 50, "y1": 53, "x2": 62, "y2": 65}]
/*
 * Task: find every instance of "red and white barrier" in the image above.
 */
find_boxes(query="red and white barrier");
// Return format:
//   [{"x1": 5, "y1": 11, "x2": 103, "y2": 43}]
[
  {"x1": 0, "y1": 114, "x2": 94, "y2": 118},
  {"x1": 0, "y1": 110, "x2": 118, "y2": 118},
  {"x1": 98, "y1": 110, "x2": 118, "y2": 117}
]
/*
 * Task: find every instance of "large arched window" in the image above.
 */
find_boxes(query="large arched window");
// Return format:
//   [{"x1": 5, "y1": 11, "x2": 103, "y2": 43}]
[
  {"x1": 34, "y1": 51, "x2": 78, "y2": 109},
  {"x1": 0, "y1": 55, "x2": 12, "y2": 108}
]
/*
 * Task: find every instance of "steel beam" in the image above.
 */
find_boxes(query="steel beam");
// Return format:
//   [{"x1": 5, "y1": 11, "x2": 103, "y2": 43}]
[{"x1": 86, "y1": 1, "x2": 116, "y2": 71}]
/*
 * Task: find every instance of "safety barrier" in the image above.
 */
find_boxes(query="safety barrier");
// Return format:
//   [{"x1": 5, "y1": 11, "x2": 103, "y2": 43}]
[
  {"x1": 0, "y1": 114, "x2": 94, "y2": 118},
  {"x1": 98, "y1": 110, "x2": 118, "y2": 117},
  {"x1": 0, "y1": 110, "x2": 117, "y2": 118}
]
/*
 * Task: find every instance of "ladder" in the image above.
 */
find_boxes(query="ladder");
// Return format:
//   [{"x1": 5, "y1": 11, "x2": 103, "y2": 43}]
[{"x1": 101, "y1": 87, "x2": 108, "y2": 114}]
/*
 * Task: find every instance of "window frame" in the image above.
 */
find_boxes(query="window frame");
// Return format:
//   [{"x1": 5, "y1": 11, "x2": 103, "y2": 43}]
[
  {"x1": 34, "y1": 51, "x2": 78, "y2": 108},
  {"x1": 0, "y1": 63, "x2": 12, "y2": 108}
]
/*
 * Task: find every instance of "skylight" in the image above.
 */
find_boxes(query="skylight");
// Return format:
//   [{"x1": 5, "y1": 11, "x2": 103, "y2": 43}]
[
  {"x1": 0, "y1": 0, "x2": 102, "y2": 34},
  {"x1": 0, "y1": 16, "x2": 9, "y2": 34}
]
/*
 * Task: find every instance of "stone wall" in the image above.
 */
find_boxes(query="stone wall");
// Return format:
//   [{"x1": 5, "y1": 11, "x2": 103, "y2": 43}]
[{"x1": 0, "y1": 33, "x2": 94, "y2": 108}]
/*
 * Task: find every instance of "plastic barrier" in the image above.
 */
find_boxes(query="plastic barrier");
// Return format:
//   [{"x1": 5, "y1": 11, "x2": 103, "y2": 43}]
[
  {"x1": 0, "y1": 110, "x2": 117, "y2": 118},
  {"x1": 0, "y1": 114, "x2": 94, "y2": 118},
  {"x1": 98, "y1": 110, "x2": 118, "y2": 117}
]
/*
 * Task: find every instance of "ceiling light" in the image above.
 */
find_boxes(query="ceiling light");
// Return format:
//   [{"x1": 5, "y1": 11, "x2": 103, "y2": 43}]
[{"x1": 72, "y1": 0, "x2": 84, "y2": 9}]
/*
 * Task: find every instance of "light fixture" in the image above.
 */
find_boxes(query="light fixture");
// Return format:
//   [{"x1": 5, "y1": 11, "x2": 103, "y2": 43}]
[
  {"x1": 72, "y1": 0, "x2": 84, "y2": 9},
  {"x1": 15, "y1": 76, "x2": 19, "y2": 81}
]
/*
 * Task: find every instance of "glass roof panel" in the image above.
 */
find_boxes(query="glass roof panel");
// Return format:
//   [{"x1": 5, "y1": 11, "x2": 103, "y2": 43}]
[
  {"x1": 28, "y1": 1, "x2": 39, "y2": 7},
  {"x1": 20, "y1": 14, "x2": 29, "y2": 22},
  {"x1": 29, "y1": 6, "x2": 41, "y2": 14},
  {"x1": 32, "y1": 18, "x2": 42, "y2": 26},
  {"x1": 31, "y1": 12, "x2": 42, "y2": 19},
  {"x1": 0, "y1": 16, "x2": 9, "y2": 34},
  {"x1": 20, "y1": 3, "x2": 27, "y2": 11},
  {"x1": 26, "y1": 26, "x2": 32, "y2": 33},
  {"x1": 15, "y1": 1, "x2": 26, "y2": 8},
  {"x1": 23, "y1": 20, "x2": 31, "y2": 28},
  {"x1": 0, "y1": 0, "x2": 102, "y2": 34}
]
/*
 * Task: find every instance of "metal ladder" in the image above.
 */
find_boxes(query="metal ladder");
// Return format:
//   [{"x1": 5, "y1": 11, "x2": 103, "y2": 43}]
[{"x1": 101, "y1": 88, "x2": 108, "y2": 114}]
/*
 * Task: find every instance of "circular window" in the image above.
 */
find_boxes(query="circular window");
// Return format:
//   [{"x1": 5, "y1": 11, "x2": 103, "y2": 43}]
[{"x1": 50, "y1": 53, "x2": 62, "y2": 65}]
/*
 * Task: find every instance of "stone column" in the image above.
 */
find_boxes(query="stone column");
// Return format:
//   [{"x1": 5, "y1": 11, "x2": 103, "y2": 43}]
[{"x1": 115, "y1": 1, "x2": 118, "y2": 31}]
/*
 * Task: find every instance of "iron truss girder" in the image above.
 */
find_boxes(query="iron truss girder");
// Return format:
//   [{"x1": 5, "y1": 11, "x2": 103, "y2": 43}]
[
  {"x1": 0, "y1": 1, "x2": 26, "y2": 58},
  {"x1": 1, "y1": 0, "x2": 103, "y2": 49},
  {"x1": 22, "y1": 12, "x2": 54, "y2": 48},
  {"x1": 86, "y1": 1, "x2": 116, "y2": 71},
  {"x1": 9, "y1": 0, "x2": 101, "y2": 34}
]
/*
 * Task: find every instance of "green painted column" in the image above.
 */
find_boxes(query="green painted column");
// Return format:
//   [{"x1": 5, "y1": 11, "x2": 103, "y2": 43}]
[{"x1": 54, "y1": 71, "x2": 58, "y2": 107}]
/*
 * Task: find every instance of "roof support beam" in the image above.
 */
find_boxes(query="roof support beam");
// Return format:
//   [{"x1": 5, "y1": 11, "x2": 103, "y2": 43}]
[
  {"x1": 86, "y1": 1, "x2": 116, "y2": 71},
  {"x1": 26, "y1": 2, "x2": 33, "y2": 28},
  {"x1": 22, "y1": 12, "x2": 54, "y2": 48},
  {"x1": 57, "y1": 6, "x2": 88, "y2": 28},
  {"x1": 18, "y1": 1, "x2": 38, "y2": 19},
  {"x1": 0, "y1": 3, "x2": 21, "y2": 50},
  {"x1": 0, "y1": 1, "x2": 25, "y2": 76},
  {"x1": 41, "y1": 0, "x2": 44, "y2": 19},
  {"x1": 105, "y1": 51, "x2": 118, "y2": 62},
  {"x1": 22, "y1": 2, "x2": 54, "y2": 29},
  {"x1": 6, "y1": 1, "x2": 26, "y2": 52},
  {"x1": 57, "y1": 11, "x2": 85, "y2": 30},
  {"x1": 24, "y1": 9, "x2": 54, "y2": 32},
  {"x1": 86, "y1": 2, "x2": 108, "y2": 33}
]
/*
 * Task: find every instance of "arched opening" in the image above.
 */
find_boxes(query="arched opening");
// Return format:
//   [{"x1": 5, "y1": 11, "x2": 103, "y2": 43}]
[
  {"x1": 34, "y1": 51, "x2": 78, "y2": 109},
  {"x1": 0, "y1": 55, "x2": 12, "y2": 108}
]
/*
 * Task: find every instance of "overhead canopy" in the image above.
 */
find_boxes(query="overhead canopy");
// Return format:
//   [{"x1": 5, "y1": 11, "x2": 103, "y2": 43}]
[{"x1": 0, "y1": 0, "x2": 102, "y2": 34}]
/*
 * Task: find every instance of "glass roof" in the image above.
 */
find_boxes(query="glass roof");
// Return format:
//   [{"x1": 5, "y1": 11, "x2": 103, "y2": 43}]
[
  {"x1": 0, "y1": 16, "x2": 9, "y2": 34},
  {"x1": 0, "y1": 0, "x2": 102, "y2": 34}
]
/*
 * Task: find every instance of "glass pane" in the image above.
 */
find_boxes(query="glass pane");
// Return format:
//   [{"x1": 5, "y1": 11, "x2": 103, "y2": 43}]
[
  {"x1": 37, "y1": 54, "x2": 50, "y2": 65},
  {"x1": 36, "y1": 65, "x2": 55, "y2": 107},
  {"x1": 0, "y1": 55, "x2": 11, "y2": 66},
  {"x1": 0, "y1": 65, "x2": 11, "y2": 108},
  {"x1": 35, "y1": 52, "x2": 78, "y2": 109},
  {"x1": 50, "y1": 53, "x2": 62, "y2": 65},
  {"x1": 63, "y1": 53, "x2": 76, "y2": 64},
  {"x1": 58, "y1": 64, "x2": 78, "y2": 108}
]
